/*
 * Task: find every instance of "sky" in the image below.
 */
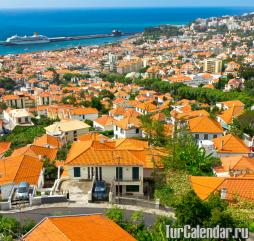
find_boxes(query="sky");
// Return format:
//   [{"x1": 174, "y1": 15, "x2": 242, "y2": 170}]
[{"x1": 0, "y1": 0, "x2": 254, "y2": 9}]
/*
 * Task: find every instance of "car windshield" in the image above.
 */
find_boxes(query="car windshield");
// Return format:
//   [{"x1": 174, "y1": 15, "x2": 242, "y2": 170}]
[
  {"x1": 18, "y1": 187, "x2": 28, "y2": 193},
  {"x1": 95, "y1": 187, "x2": 105, "y2": 192}
]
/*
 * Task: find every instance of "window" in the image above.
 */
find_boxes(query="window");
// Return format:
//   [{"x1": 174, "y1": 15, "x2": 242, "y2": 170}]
[
  {"x1": 99, "y1": 167, "x2": 102, "y2": 180},
  {"x1": 120, "y1": 129, "x2": 124, "y2": 134},
  {"x1": 95, "y1": 167, "x2": 98, "y2": 180},
  {"x1": 116, "y1": 167, "x2": 123, "y2": 180},
  {"x1": 91, "y1": 167, "x2": 94, "y2": 178},
  {"x1": 213, "y1": 134, "x2": 217, "y2": 139},
  {"x1": 115, "y1": 126, "x2": 118, "y2": 131},
  {"x1": 195, "y1": 134, "x2": 199, "y2": 140},
  {"x1": 204, "y1": 134, "x2": 209, "y2": 140},
  {"x1": 73, "y1": 131, "x2": 77, "y2": 137},
  {"x1": 88, "y1": 167, "x2": 90, "y2": 179},
  {"x1": 132, "y1": 167, "x2": 139, "y2": 180},
  {"x1": 73, "y1": 167, "x2": 81, "y2": 177},
  {"x1": 136, "y1": 128, "x2": 139, "y2": 134},
  {"x1": 126, "y1": 185, "x2": 139, "y2": 192}
]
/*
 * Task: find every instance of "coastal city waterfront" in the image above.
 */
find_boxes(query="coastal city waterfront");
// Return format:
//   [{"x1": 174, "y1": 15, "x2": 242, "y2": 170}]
[
  {"x1": 0, "y1": 7, "x2": 254, "y2": 55},
  {"x1": 0, "y1": 4, "x2": 254, "y2": 241}
]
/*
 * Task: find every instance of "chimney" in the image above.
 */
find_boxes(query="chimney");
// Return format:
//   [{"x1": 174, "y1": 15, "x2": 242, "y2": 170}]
[
  {"x1": 221, "y1": 140, "x2": 224, "y2": 150},
  {"x1": 220, "y1": 188, "x2": 227, "y2": 200}
]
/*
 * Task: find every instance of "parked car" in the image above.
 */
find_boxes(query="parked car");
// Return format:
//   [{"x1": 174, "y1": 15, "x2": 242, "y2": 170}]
[
  {"x1": 16, "y1": 182, "x2": 30, "y2": 200},
  {"x1": 92, "y1": 180, "x2": 107, "y2": 201}
]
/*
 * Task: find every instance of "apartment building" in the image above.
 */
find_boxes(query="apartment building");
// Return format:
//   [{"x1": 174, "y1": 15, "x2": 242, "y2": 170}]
[{"x1": 203, "y1": 58, "x2": 222, "y2": 74}]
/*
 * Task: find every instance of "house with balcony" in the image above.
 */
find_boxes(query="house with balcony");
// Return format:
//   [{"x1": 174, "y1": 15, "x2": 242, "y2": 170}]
[{"x1": 63, "y1": 138, "x2": 164, "y2": 196}]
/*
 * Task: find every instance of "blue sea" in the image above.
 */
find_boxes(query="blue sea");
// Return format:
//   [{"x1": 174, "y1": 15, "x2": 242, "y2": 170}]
[{"x1": 0, "y1": 7, "x2": 254, "y2": 55}]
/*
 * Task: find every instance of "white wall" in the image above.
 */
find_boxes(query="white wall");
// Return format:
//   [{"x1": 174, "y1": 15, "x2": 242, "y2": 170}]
[
  {"x1": 114, "y1": 125, "x2": 142, "y2": 139},
  {"x1": 93, "y1": 121, "x2": 113, "y2": 131},
  {"x1": 192, "y1": 132, "x2": 223, "y2": 141},
  {"x1": 72, "y1": 113, "x2": 98, "y2": 121}
]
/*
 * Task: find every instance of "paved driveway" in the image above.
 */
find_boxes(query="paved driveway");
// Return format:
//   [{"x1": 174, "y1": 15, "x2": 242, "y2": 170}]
[{"x1": 59, "y1": 179, "x2": 92, "y2": 202}]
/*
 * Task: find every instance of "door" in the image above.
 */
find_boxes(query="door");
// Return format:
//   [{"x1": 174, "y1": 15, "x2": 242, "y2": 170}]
[
  {"x1": 132, "y1": 167, "x2": 139, "y2": 180},
  {"x1": 116, "y1": 167, "x2": 123, "y2": 180}
]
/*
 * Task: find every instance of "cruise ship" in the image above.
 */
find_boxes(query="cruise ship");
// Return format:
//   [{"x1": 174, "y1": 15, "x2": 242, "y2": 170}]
[{"x1": 6, "y1": 33, "x2": 50, "y2": 45}]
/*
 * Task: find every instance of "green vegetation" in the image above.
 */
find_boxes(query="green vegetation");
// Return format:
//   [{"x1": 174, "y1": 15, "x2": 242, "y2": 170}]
[
  {"x1": 0, "y1": 77, "x2": 16, "y2": 91},
  {"x1": 144, "y1": 25, "x2": 182, "y2": 39},
  {"x1": 140, "y1": 114, "x2": 167, "y2": 146},
  {"x1": 0, "y1": 116, "x2": 55, "y2": 149},
  {"x1": 43, "y1": 157, "x2": 58, "y2": 181},
  {"x1": 230, "y1": 110, "x2": 254, "y2": 137},
  {"x1": 0, "y1": 126, "x2": 45, "y2": 149},
  {"x1": 106, "y1": 206, "x2": 173, "y2": 241},
  {"x1": 57, "y1": 142, "x2": 73, "y2": 160},
  {"x1": 0, "y1": 215, "x2": 35, "y2": 241},
  {"x1": 134, "y1": 78, "x2": 254, "y2": 107},
  {"x1": 164, "y1": 127, "x2": 220, "y2": 176}
]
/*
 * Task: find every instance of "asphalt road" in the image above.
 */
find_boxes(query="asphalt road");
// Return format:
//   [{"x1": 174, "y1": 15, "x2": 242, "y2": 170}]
[{"x1": 5, "y1": 207, "x2": 159, "y2": 226}]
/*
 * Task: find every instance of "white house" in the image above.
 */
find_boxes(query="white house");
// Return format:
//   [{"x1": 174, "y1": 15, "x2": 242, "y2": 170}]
[
  {"x1": 70, "y1": 108, "x2": 99, "y2": 121},
  {"x1": 3, "y1": 108, "x2": 33, "y2": 130},
  {"x1": 45, "y1": 119, "x2": 90, "y2": 142},
  {"x1": 93, "y1": 115, "x2": 114, "y2": 131},
  {"x1": 188, "y1": 116, "x2": 224, "y2": 141},
  {"x1": 113, "y1": 116, "x2": 142, "y2": 139}
]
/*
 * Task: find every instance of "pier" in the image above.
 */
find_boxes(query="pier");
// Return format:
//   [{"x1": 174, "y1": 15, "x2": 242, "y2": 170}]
[{"x1": 0, "y1": 32, "x2": 138, "y2": 46}]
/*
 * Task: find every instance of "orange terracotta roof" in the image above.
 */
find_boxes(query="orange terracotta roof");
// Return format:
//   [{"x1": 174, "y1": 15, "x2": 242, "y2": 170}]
[
  {"x1": 109, "y1": 107, "x2": 126, "y2": 116},
  {"x1": 0, "y1": 155, "x2": 43, "y2": 186},
  {"x1": 65, "y1": 139, "x2": 163, "y2": 169},
  {"x1": 191, "y1": 176, "x2": 254, "y2": 202},
  {"x1": 151, "y1": 112, "x2": 166, "y2": 122},
  {"x1": 94, "y1": 115, "x2": 114, "y2": 127},
  {"x1": 213, "y1": 134, "x2": 250, "y2": 154},
  {"x1": 11, "y1": 145, "x2": 58, "y2": 161},
  {"x1": 0, "y1": 141, "x2": 11, "y2": 156},
  {"x1": 33, "y1": 134, "x2": 62, "y2": 149},
  {"x1": 221, "y1": 100, "x2": 245, "y2": 108},
  {"x1": 175, "y1": 110, "x2": 210, "y2": 120},
  {"x1": 191, "y1": 176, "x2": 225, "y2": 200},
  {"x1": 217, "y1": 156, "x2": 254, "y2": 173},
  {"x1": 218, "y1": 106, "x2": 244, "y2": 124},
  {"x1": 114, "y1": 115, "x2": 141, "y2": 130},
  {"x1": 23, "y1": 214, "x2": 136, "y2": 241},
  {"x1": 70, "y1": 107, "x2": 98, "y2": 115},
  {"x1": 136, "y1": 102, "x2": 157, "y2": 112},
  {"x1": 78, "y1": 133, "x2": 109, "y2": 142},
  {"x1": 188, "y1": 116, "x2": 223, "y2": 134}
]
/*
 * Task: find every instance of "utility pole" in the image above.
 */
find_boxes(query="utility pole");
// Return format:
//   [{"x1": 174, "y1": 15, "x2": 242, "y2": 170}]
[{"x1": 113, "y1": 153, "x2": 121, "y2": 204}]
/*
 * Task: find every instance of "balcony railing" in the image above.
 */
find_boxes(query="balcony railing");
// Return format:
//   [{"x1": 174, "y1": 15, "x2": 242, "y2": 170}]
[{"x1": 114, "y1": 177, "x2": 141, "y2": 182}]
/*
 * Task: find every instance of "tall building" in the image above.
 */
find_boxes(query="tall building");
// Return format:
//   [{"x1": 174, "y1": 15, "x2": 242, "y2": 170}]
[{"x1": 204, "y1": 58, "x2": 222, "y2": 74}]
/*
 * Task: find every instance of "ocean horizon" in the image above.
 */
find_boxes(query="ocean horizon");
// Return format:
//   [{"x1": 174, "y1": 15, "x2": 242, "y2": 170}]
[{"x1": 0, "y1": 7, "x2": 254, "y2": 55}]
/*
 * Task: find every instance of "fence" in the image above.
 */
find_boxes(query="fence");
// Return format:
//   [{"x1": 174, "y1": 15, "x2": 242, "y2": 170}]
[{"x1": 114, "y1": 196, "x2": 173, "y2": 211}]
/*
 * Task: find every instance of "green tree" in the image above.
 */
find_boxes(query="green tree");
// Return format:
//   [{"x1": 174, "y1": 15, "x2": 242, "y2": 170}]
[
  {"x1": 231, "y1": 110, "x2": 254, "y2": 137},
  {"x1": 164, "y1": 127, "x2": 220, "y2": 176}
]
